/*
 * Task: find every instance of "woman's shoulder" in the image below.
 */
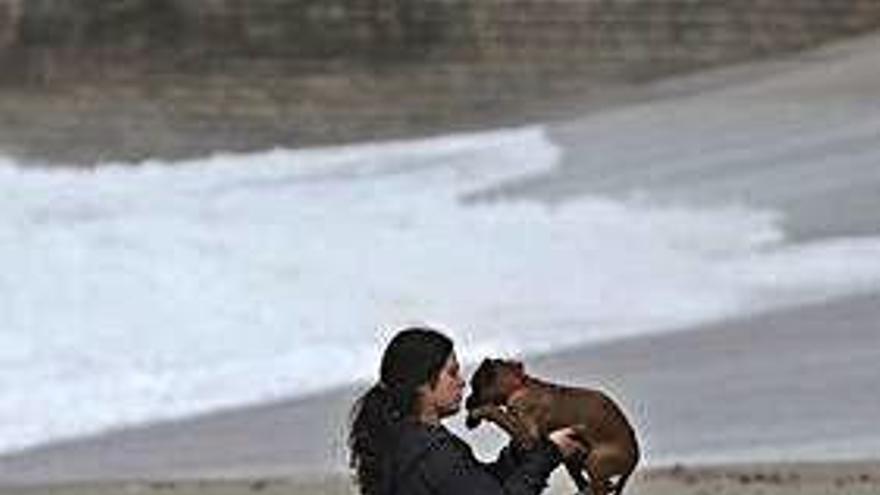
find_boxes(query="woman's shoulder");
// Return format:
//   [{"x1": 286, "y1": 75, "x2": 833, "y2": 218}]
[
  {"x1": 397, "y1": 421, "x2": 457, "y2": 451},
  {"x1": 395, "y1": 421, "x2": 468, "y2": 468},
  {"x1": 393, "y1": 421, "x2": 482, "y2": 493}
]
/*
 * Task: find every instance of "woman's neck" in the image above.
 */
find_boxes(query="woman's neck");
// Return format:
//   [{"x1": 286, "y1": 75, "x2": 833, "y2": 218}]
[{"x1": 417, "y1": 407, "x2": 441, "y2": 426}]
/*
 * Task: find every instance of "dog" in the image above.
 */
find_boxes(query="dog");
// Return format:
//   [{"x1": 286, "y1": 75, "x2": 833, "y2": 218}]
[{"x1": 465, "y1": 358, "x2": 639, "y2": 495}]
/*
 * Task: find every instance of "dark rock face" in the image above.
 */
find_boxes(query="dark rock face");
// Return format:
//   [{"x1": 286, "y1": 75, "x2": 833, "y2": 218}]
[
  {"x1": 0, "y1": 0, "x2": 21, "y2": 49},
  {"x1": 16, "y1": 0, "x2": 182, "y2": 48},
  {"x1": 3, "y1": 0, "x2": 879, "y2": 71},
  {"x1": 1, "y1": 0, "x2": 470, "y2": 61},
  {"x1": 1, "y1": 1, "x2": 880, "y2": 165}
]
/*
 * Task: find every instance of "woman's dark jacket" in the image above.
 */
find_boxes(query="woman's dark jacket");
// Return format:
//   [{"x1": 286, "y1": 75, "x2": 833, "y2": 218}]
[{"x1": 388, "y1": 421, "x2": 562, "y2": 495}]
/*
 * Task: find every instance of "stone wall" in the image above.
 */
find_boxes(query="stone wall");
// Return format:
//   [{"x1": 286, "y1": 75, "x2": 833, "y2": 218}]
[
  {"x1": 2, "y1": 0, "x2": 880, "y2": 81},
  {"x1": 0, "y1": 0, "x2": 21, "y2": 50},
  {"x1": 3, "y1": 0, "x2": 880, "y2": 164},
  {"x1": 463, "y1": 0, "x2": 880, "y2": 79}
]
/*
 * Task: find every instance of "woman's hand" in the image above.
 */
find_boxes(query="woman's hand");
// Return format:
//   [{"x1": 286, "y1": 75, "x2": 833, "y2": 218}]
[{"x1": 547, "y1": 426, "x2": 587, "y2": 458}]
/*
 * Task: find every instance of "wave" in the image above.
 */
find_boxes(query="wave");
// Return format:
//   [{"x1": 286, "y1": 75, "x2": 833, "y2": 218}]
[{"x1": 1, "y1": 126, "x2": 879, "y2": 454}]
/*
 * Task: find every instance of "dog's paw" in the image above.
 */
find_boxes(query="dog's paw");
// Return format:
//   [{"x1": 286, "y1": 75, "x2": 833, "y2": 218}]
[{"x1": 519, "y1": 438, "x2": 538, "y2": 450}]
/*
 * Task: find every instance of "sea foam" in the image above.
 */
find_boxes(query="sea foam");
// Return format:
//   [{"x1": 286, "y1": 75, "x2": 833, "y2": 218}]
[{"x1": 1, "y1": 126, "x2": 879, "y2": 454}]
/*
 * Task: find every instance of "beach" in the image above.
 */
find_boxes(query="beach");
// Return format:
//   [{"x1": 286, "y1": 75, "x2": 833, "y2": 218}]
[
  {"x1": 2, "y1": 27, "x2": 880, "y2": 495},
  {"x1": 2, "y1": 461, "x2": 880, "y2": 495},
  {"x1": 1, "y1": 291, "x2": 878, "y2": 493}
]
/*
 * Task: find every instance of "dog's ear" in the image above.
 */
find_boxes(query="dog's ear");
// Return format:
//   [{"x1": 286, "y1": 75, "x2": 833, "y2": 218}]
[
  {"x1": 472, "y1": 358, "x2": 490, "y2": 381},
  {"x1": 475, "y1": 358, "x2": 493, "y2": 375},
  {"x1": 511, "y1": 360, "x2": 525, "y2": 376}
]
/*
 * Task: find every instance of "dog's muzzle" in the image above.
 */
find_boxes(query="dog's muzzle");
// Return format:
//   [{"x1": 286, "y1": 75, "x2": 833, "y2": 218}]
[{"x1": 465, "y1": 412, "x2": 481, "y2": 429}]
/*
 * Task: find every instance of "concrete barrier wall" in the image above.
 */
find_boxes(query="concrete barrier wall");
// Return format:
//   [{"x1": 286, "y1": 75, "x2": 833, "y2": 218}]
[
  {"x1": 0, "y1": 0, "x2": 21, "y2": 50},
  {"x1": 2, "y1": 0, "x2": 880, "y2": 79},
  {"x1": 462, "y1": 0, "x2": 880, "y2": 78},
  {"x1": 2, "y1": 0, "x2": 880, "y2": 163}
]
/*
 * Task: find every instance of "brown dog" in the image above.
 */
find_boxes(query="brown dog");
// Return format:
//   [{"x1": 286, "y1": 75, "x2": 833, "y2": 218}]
[{"x1": 465, "y1": 358, "x2": 639, "y2": 495}]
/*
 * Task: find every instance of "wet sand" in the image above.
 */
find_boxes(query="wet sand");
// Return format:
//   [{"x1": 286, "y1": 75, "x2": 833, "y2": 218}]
[
  {"x1": 1, "y1": 460, "x2": 879, "y2": 495},
  {"x1": 1, "y1": 291, "x2": 878, "y2": 487}
]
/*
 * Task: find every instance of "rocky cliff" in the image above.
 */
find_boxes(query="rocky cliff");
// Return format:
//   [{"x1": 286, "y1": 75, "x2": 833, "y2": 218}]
[
  {"x1": 3, "y1": 0, "x2": 880, "y2": 81},
  {"x1": 1, "y1": 1, "x2": 879, "y2": 164}
]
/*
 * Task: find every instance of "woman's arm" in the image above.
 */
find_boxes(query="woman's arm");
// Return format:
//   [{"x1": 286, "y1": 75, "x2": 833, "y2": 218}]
[
  {"x1": 488, "y1": 426, "x2": 588, "y2": 482},
  {"x1": 416, "y1": 434, "x2": 562, "y2": 495},
  {"x1": 485, "y1": 441, "x2": 529, "y2": 481}
]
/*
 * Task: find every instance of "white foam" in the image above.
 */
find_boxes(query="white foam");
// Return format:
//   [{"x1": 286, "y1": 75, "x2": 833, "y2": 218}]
[{"x1": 1, "y1": 126, "x2": 880, "y2": 454}]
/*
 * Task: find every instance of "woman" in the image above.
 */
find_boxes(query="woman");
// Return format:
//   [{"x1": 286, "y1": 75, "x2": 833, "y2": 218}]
[{"x1": 349, "y1": 327, "x2": 585, "y2": 495}]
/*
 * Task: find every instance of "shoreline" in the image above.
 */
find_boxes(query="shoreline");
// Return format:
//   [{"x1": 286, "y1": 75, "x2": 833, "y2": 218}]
[
  {"x1": 2, "y1": 460, "x2": 879, "y2": 494},
  {"x1": 2, "y1": 291, "x2": 878, "y2": 484}
]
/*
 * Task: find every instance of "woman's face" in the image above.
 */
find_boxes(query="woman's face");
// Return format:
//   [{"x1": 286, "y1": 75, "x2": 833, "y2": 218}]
[{"x1": 419, "y1": 352, "x2": 466, "y2": 421}]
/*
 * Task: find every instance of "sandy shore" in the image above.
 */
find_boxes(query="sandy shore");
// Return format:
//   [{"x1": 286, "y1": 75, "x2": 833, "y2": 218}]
[
  {"x1": 2, "y1": 291, "x2": 878, "y2": 487},
  {"x1": 2, "y1": 461, "x2": 880, "y2": 495}
]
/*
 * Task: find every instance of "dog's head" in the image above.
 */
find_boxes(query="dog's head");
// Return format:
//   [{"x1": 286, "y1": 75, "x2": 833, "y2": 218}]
[{"x1": 464, "y1": 358, "x2": 526, "y2": 429}]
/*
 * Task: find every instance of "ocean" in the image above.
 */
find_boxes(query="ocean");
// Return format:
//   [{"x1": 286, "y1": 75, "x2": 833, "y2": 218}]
[{"x1": 2, "y1": 124, "x2": 880, "y2": 456}]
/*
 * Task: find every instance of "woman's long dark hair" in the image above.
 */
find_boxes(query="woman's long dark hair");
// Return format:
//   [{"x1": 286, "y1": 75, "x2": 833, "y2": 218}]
[{"x1": 348, "y1": 327, "x2": 453, "y2": 495}]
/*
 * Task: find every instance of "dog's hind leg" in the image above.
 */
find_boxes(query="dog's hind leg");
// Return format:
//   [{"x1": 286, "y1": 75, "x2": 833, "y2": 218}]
[
  {"x1": 563, "y1": 458, "x2": 591, "y2": 495},
  {"x1": 585, "y1": 445, "x2": 633, "y2": 495},
  {"x1": 610, "y1": 468, "x2": 634, "y2": 495}
]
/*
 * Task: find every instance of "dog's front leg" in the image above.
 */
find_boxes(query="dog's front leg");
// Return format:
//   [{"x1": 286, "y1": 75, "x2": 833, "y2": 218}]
[
  {"x1": 505, "y1": 404, "x2": 542, "y2": 449},
  {"x1": 469, "y1": 405, "x2": 536, "y2": 448}
]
